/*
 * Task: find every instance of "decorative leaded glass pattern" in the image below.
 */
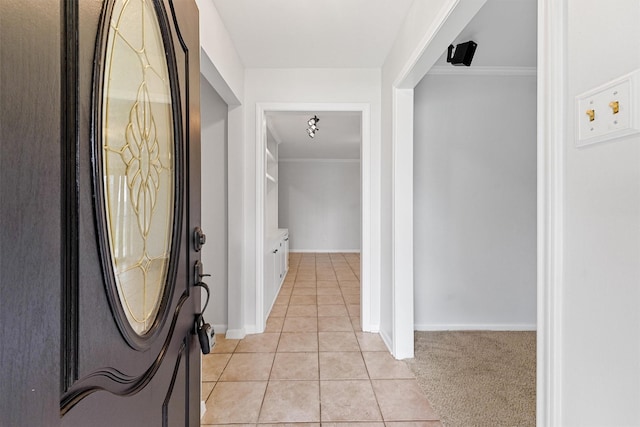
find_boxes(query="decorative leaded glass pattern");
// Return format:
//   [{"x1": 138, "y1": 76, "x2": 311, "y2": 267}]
[{"x1": 102, "y1": 0, "x2": 174, "y2": 335}]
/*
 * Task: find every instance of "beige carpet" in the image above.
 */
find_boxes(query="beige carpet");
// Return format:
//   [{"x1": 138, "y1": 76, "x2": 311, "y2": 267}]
[{"x1": 406, "y1": 331, "x2": 536, "y2": 427}]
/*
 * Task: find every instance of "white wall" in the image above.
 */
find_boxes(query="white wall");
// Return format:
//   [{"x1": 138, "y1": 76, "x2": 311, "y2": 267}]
[
  {"x1": 413, "y1": 73, "x2": 537, "y2": 330},
  {"x1": 561, "y1": 1, "x2": 640, "y2": 425},
  {"x1": 380, "y1": 0, "x2": 482, "y2": 357},
  {"x1": 242, "y1": 68, "x2": 381, "y2": 332},
  {"x1": 279, "y1": 160, "x2": 361, "y2": 252},
  {"x1": 196, "y1": 0, "x2": 246, "y2": 337},
  {"x1": 200, "y1": 76, "x2": 228, "y2": 329},
  {"x1": 195, "y1": 0, "x2": 244, "y2": 105}
]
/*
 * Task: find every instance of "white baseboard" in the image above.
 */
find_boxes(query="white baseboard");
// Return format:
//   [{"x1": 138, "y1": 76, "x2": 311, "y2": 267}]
[
  {"x1": 362, "y1": 323, "x2": 380, "y2": 333},
  {"x1": 378, "y1": 328, "x2": 393, "y2": 354},
  {"x1": 243, "y1": 324, "x2": 258, "y2": 335},
  {"x1": 200, "y1": 400, "x2": 206, "y2": 419},
  {"x1": 212, "y1": 324, "x2": 227, "y2": 334},
  {"x1": 414, "y1": 323, "x2": 537, "y2": 331},
  {"x1": 224, "y1": 327, "x2": 246, "y2": 339},
  {"x1": 290, "y1": 249, "x2": 361, "y2": 253}
]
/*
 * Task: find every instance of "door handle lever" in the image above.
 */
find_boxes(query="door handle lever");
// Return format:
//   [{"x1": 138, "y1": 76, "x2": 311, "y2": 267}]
[{"x1": 194, "y1": 260, "x2": 211, "y2": 285}]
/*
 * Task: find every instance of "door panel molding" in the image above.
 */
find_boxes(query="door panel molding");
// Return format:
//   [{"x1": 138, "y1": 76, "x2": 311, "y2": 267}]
[
  {"x1": 61, "y1": 291, "x2": 190, "y2": 415},
  {"x1": 162, "y1": 339, "x2": 187, "y2": 427},
  {"x1": 61, "y1": 0, "x2": 80, "y2": 393}
]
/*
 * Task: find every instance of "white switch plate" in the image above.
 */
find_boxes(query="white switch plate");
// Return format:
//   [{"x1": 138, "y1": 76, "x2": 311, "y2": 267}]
[{"x1": 575, "y1": 69, "x2": 640, "y2": 147}]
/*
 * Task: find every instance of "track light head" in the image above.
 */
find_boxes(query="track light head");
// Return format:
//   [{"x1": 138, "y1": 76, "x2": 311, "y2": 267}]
[{"x1": 306, "y1": 115, "x2": 320, "y2": 139}]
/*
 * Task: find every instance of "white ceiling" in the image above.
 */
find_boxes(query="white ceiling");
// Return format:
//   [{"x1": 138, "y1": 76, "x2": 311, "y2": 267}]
[
  {"x1": 214, "y1": 0, "x2": 537, "y2": 159},
  {"x1": 267, "y1": 112, "x2": 361, "y2": 160},
  {"x1": 211, "y1": 0, "x2": 415, "y2": 68}
]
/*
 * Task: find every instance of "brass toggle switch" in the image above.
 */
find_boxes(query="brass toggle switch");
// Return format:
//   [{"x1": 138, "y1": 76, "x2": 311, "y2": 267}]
[
  {"x1": 609, "y1": 101, "x2": 619, "y2": 114},
  {"x1": 576, "y1": 69, "x2": 640, "y2": 146}
]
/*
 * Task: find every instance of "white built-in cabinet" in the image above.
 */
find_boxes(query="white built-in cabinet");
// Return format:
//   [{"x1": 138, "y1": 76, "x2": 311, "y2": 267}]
[
  {"x1": 264, "y1": 128, "x2": 289, "y2": 317},
  {"x1": 264, "y1": 229, "x2": 289, "y2": 317}
]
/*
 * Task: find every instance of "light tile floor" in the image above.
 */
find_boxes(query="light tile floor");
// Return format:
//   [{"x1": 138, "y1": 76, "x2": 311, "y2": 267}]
[{"x1": 202, "y1": 253, "x2": 442, "y2": 427}]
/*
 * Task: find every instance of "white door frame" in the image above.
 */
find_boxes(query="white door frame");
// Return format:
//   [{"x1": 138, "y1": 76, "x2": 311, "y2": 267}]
[
  {"x1": 390, "y1": 0, "x2": 563, "y2": 423},
  {"x1": 255, "y1": 102, "x2": 377, "y2": 333},
  {"x1": 389, "y1": 0, "x2": 488, "y2": 360},
  {"x1": 536, "y1": 1, "x2": 565, "y2": 424}
]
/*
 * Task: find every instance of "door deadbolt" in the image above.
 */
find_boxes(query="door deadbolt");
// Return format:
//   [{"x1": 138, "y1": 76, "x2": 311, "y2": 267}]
[{"x1": 194, "y1": 227, "x2": 206, "y2": 252}]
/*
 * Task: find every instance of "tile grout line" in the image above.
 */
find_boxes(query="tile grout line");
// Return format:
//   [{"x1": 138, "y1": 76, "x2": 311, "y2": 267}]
[
  {"x1": 257, "y1": 254, "x2": 297, "y2": 424},
  {"x1": 315, "y1": 254, "x2": 324, "y2": 423},
  {"x1": 211, "y1": 253, "x2": 419, "y2": 425}
]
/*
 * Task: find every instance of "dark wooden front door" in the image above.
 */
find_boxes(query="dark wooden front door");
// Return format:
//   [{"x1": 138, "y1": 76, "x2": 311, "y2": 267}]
[{"x1": 0, "y1": 0, "x2": 202, "y2": 425}]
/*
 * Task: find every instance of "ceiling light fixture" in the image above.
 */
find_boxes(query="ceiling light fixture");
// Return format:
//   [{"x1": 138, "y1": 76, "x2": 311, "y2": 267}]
[{"x1": 306, "y1": 115, "x2": 320, "y2": 138}]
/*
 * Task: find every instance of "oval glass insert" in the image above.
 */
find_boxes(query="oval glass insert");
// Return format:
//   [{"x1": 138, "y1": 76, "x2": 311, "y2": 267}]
[{"x1": 102, "y1": 0, "x2": 175, "y2": 336}]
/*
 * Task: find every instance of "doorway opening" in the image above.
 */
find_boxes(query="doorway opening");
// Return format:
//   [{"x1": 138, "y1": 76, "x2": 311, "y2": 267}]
[
  {"x1": 413, "y1": 0, "x2": 538, "y2": 333},
  {"x1": 200, "y1": 74, "x2": 229, "y2": 333},
  {"x1": 255, "y1": 103, "x2": 376, "y2": 334},
  {"x1": 391, "y1": 0, "x2": 539, "y2": 422}
]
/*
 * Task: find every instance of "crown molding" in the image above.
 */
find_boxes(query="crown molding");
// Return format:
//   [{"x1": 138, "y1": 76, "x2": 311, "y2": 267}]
[
  {"x1": 428, "y1": 65, "x2": 537, "y2": 76},
  {"x1": 279, "y1": 158, "x2": 360, "y2": 163}
]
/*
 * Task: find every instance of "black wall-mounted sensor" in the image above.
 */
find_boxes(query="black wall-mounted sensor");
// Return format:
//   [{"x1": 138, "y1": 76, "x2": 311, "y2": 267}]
[{"x1": 447, "y1": 41, "x2": 478, "y2": 66}]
